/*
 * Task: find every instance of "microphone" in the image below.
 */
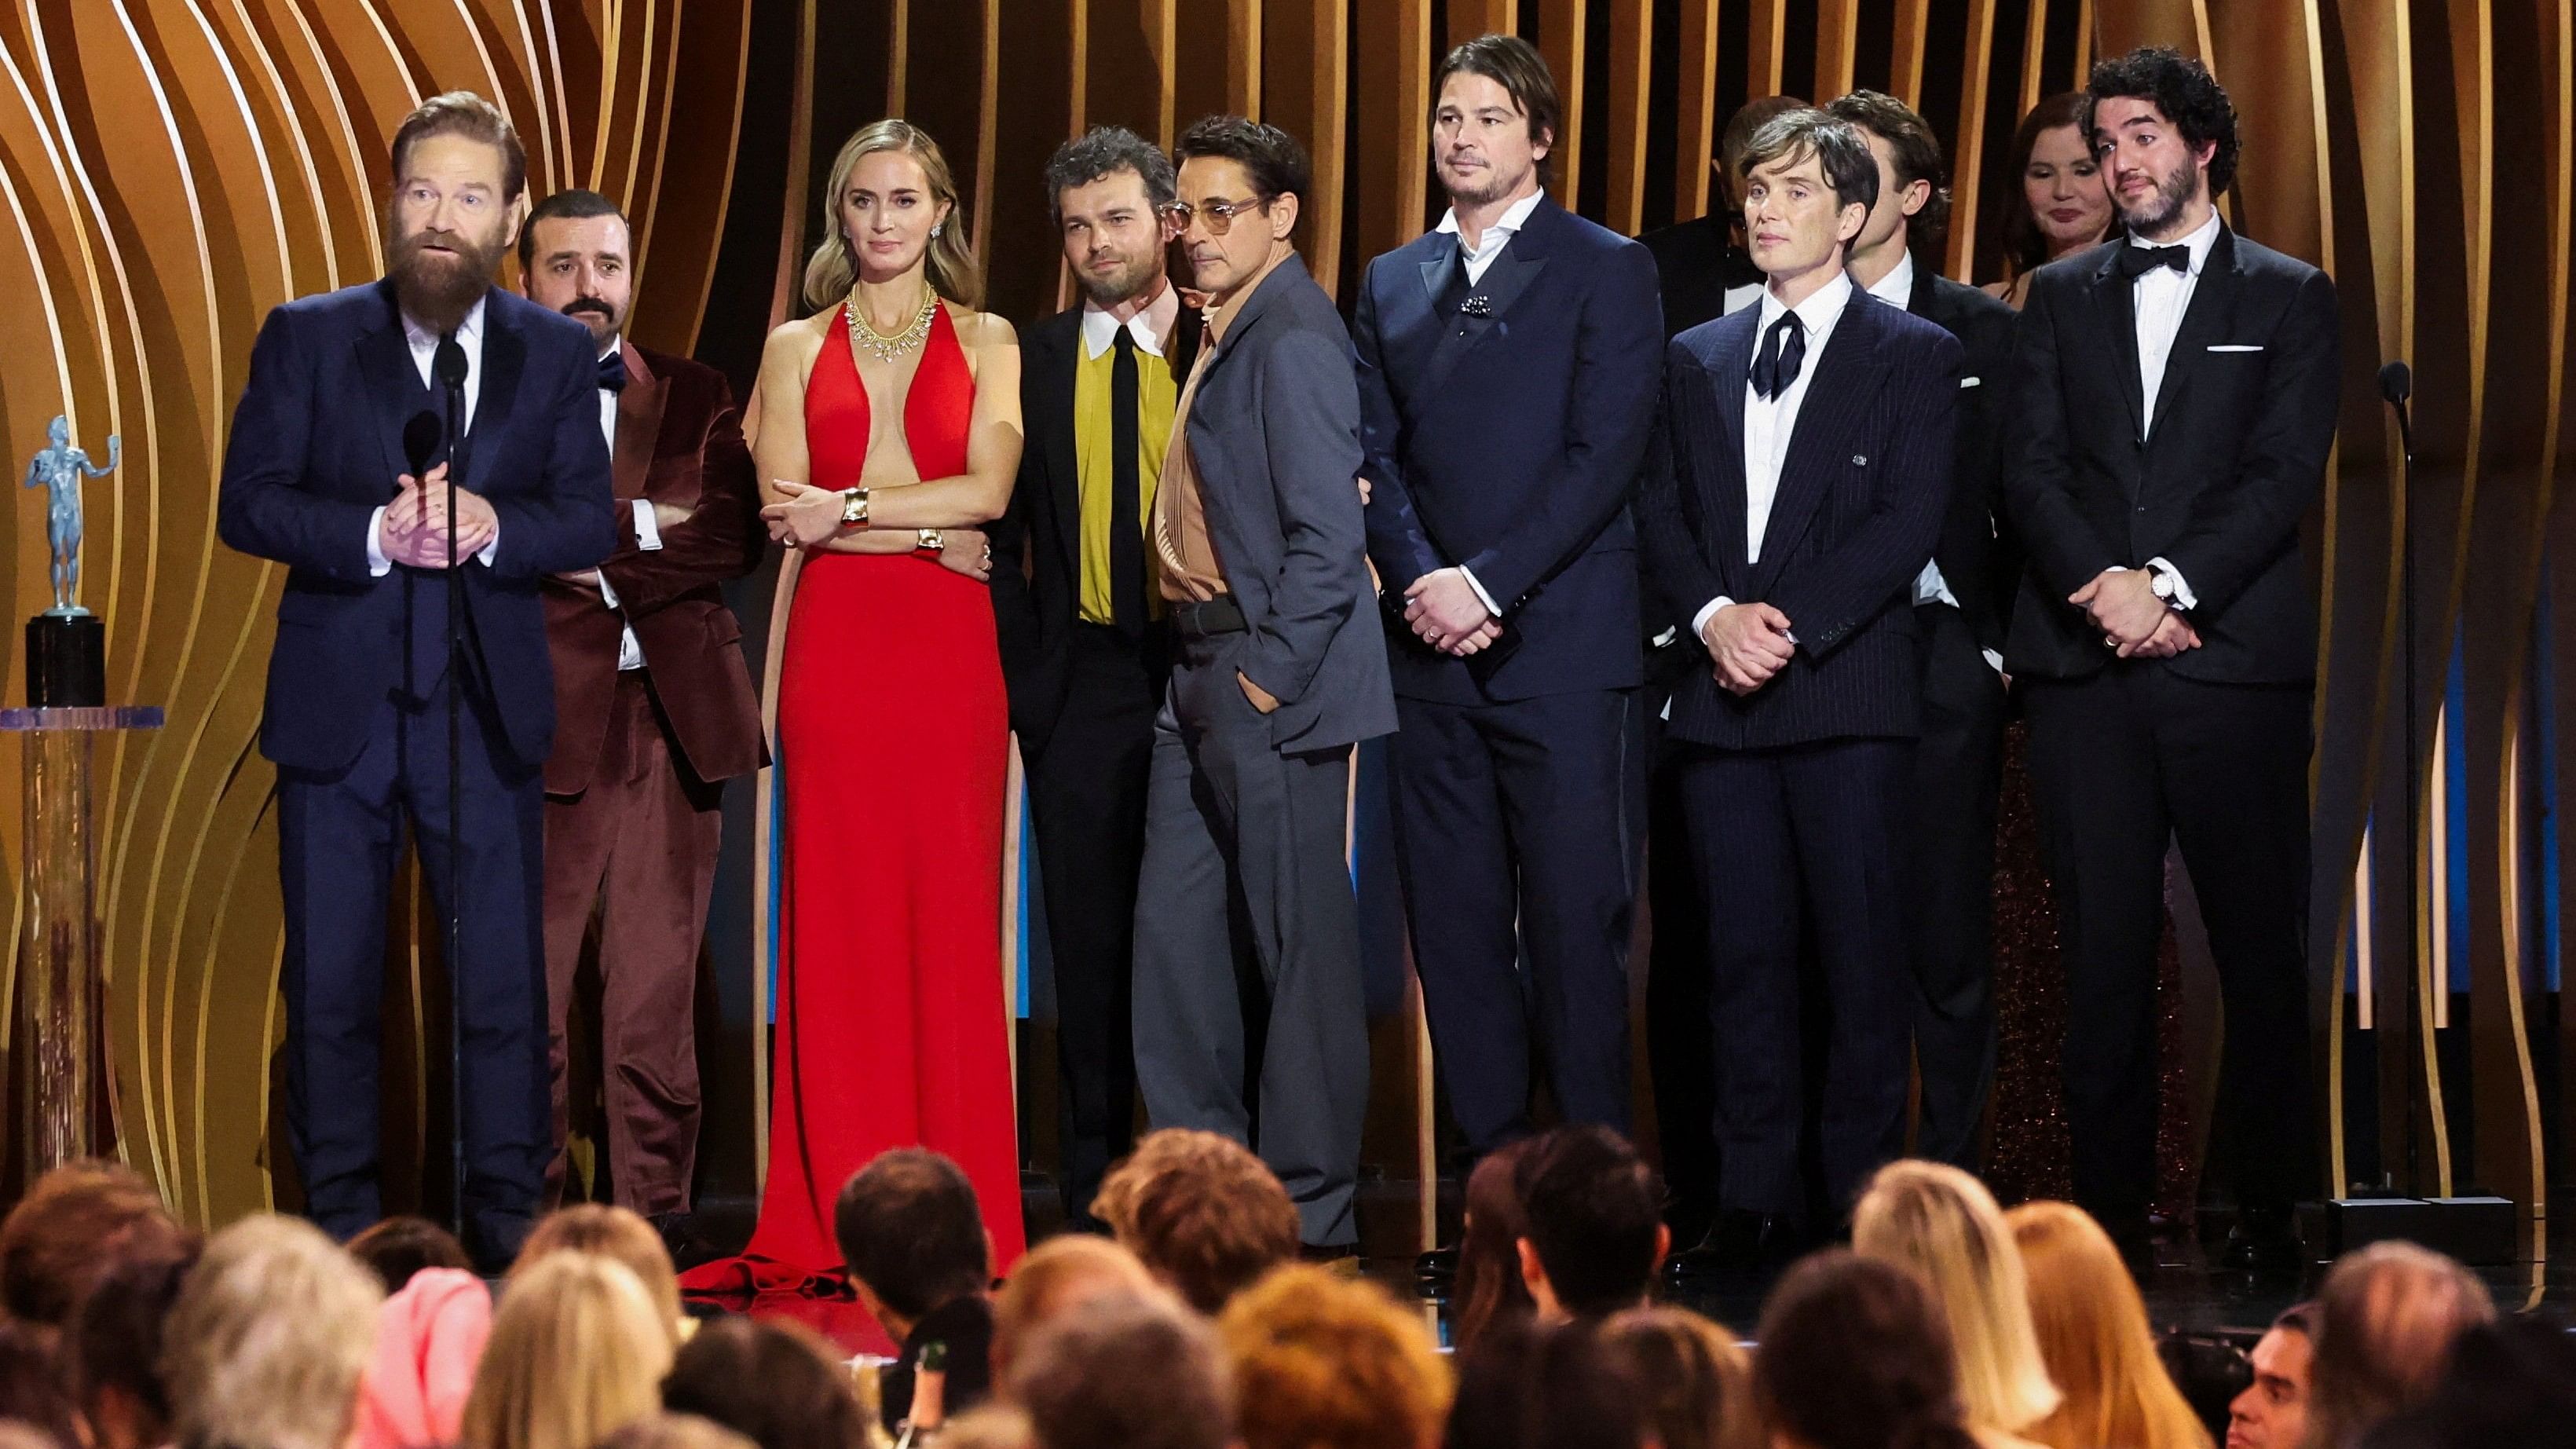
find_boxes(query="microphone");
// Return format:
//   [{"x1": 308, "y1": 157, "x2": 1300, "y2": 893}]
[
  {"x1": 401, "y1": 410, "x2": 441, "y2": 481},
  {"x1": 2377, "y1": 359, "x2": 2414, "y2": 460},
  {"x1": 433, "y1": 336, "x2": 468, "y2": 393}
]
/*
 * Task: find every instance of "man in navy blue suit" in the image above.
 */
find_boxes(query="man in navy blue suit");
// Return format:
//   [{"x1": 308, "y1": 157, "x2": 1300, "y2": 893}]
[
  {"x1": 1352, "y1": 36, "x2": 1663, "y2": 1178},
  {"x1": 217, "y1": 92, "x2": 617, "y2": 1266},
  {"x1": 1638, "y1": 109, "x2": 1960, "y2": 1278}
]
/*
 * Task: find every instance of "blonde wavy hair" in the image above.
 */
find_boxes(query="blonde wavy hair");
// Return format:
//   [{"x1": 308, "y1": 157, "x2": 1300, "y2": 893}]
[
  {"x1": 512, "y1": 1204, "x2": 684, "y2": 1342},
  {"x1": 1850, "y1": 1161, "x2": 2062, "y2": 1436},
  {"x1": 461, "y1": 1252, "x2": 673, "y2": 1449},
  {"x1": 161, "y1": 1214, "x2": 383, "y2": 1449},
  {"x1": 2006, "y1": 1202, "x2": 2212, "y2": 1449},
  {"x1": 1216, "y1": 1265, "x2": 1451, "y2": 1449},
  {"x1": 803, "y1": 119, "x2": 981, "y2": 310}
]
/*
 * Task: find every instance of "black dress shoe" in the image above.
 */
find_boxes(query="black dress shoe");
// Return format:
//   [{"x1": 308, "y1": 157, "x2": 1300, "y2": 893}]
[
  {"x1": 1414, "y1": 1245, "x2": 1460, "y2": 1283},
  {"x1": 649, "y1": 1210, "x2": 721, "y2": 1272},
  {"x1": 1663, "y1": 1209, "x2": 1801, "y2": 1284},
  {"x1": 2220, "y1": 1204, "x2": 2307, "y2": 1279}
]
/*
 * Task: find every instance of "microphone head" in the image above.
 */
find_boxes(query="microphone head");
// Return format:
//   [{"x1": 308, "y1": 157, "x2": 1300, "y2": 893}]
[
  {"x1": 433, "y1": 336, "x2": 469, "y2": 390},
  {"x1": 2378, "y1": 360, "x2": 2412, "y2": 404},
  {"x1": 402, "y1": 410, "x2": 442, "y2": 476}
]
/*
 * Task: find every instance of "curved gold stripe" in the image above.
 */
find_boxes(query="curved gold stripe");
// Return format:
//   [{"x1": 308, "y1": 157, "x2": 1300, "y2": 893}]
[
  {"x1": 675, "y1": 0, "x2": 757, "y2": 353},
  {"x1": 195, "y1": 755, "x2": 277, "y2": 1227}
]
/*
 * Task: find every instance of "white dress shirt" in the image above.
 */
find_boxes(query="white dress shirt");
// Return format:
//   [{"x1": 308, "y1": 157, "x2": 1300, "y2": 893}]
[
  {"x1": 1081, "y1": 280, "x2": 1180, "y2": 360},
  {"x1": 2122, "y1": 209, "x2": 2222, "y2": 610},
  {"x1": 1690, "y1": 271, "x2": 1854, "y2": 642},
  {"x1": 586, "y1": 341, "x2": 660, "y2": 672},
  {"x1": 368, "y1": 296, "x2": 501, "y2": 574},
  {"x1": 1425, "y1": 188, "x2": 1546, "y2": 617}
]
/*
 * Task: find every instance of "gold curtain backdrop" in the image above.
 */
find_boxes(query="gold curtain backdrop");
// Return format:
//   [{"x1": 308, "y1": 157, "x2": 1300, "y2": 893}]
[{"x1": 0, "y1": 0, "x2": 2563, "y2": 1243}]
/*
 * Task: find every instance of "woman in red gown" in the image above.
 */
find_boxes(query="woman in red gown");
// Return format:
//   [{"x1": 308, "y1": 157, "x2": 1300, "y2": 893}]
[{"x1": 701, "y1": 119, "x2": 1025, "y2": 1294}]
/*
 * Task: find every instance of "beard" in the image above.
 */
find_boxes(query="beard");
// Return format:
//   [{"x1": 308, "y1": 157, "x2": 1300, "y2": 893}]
[
  {"x1": 387, "y1": 221, "x2": 507, "y2": 333},
  {"x1": 1441, "y1": 155, "x2": 1526, "y2": 210},
  {"x1": 2116, "y1": 156, "x2": 2200, "y2": 237},
  {"x1": 1074, "y1": 246, "x2": 1162, "y2": 309}
]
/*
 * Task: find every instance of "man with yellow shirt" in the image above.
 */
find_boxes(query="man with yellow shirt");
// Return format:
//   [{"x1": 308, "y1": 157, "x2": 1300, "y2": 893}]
[{"x1": 990, "y1": 126, "x2": 1200, "y2": 1231}]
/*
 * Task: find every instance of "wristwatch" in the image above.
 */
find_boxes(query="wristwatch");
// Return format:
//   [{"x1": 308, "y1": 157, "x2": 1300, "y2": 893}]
[
  {"x1": 2148, "y1": 565, "x2": 2183, "y2": 609},
  {"x1": 917, "y1": 529, "x2": 944, "y2": 552},
  {"x1": 839, "y1": 486, "x2": 869, "y2": 529}
]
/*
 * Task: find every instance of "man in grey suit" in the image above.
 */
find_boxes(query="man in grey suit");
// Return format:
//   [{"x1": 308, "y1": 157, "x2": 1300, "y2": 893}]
[{"x1": 1131, "y1": 115, "x2": 1395, "y2": 1253}]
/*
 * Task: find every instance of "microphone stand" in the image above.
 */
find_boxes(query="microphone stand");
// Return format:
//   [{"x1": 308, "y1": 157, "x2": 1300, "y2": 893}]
[
  {"x1": 2380, "y1": 361, "x2": 2417, "y2": 1194},
  {"x1": 436, "y1": 339, "x2": 470, "y2": 1242}
]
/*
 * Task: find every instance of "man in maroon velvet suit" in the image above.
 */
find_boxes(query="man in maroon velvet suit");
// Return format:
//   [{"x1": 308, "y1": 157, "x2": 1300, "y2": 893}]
[{"x1": 518, "y1": 189, "x2": 765, "y2": 1226}]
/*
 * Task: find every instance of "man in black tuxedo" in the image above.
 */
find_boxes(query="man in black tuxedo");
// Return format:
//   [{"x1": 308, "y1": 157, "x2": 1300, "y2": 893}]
[
  {"x1": 988, "y1": 126, "x2": 1200, "y2": 1230},
  {"x1": 216, "y1": 93, "x2": 617, "y2": 1265},
  {"x1": 1353, "y1": 35, "x2": 1663, "y2": 1168},
  {"x1": 1639, "y1": 109, "x2": 1960, "y2": 1275},
  {"x1": 1827, "y1": 90, "x2": 2021, "y2": 1169},
  {"x1": 2003, "y1": 49, "x2": 2337, "y2": 1270}
]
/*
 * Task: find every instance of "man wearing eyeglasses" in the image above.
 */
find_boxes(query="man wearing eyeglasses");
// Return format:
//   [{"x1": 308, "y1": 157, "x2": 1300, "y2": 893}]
[{"x1": 1128, "y1": 116, "x2": 1393, "y2": 1257}]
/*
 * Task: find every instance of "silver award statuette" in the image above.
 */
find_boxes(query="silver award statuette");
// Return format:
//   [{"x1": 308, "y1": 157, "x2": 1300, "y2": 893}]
[{"x1": 23, "y1": 415, "x2": 115, "y2": 617}]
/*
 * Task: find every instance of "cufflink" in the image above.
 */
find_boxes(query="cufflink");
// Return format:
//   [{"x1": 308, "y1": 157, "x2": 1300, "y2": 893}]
[
  {"x1": 1852, "y1": 454, "x2": 1868, "y2": 466},
  {"x1": 1461, "y1": 295, "x2": 1494, "y2": 317}
]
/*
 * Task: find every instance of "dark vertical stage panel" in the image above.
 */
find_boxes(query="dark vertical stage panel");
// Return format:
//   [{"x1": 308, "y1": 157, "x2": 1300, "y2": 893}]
[
  {"x1": 1783, "y1": 0, "x2": 1820, "y2": 100},
  {"x1": 806, "y1": 1, "x2": 898, "y2": 278},
  {"x1": 905, "y1": 1, "x2": 989, "y2": 289},
  {"x1": 1575, "y1": 0, "x2": 1610, "y2": 221},
  {"x1": 635, "y1": 0, "x2": 756, "y2": 354},
  {"x1": 1641, "y1": 0, "x2": 1681, "y2": 232},
  {"x1": 1087, "y1": 2, "x2": 1167, "y2": 146},
  {"x1": 988, "y1": 2, "x2": 1076, "y2": 324},
  {"x1": 1960, "y1": 0, "x2": 2032, "y2": 284},
  {"x1": 1854, "y1": 0, "x2": 1898, "y2": 95}
]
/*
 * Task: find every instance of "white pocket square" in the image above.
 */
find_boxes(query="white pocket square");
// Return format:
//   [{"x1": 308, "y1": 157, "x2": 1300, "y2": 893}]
[
  {"x1": 2207, "y1": 344, "x2": 2265, "y2": 353},
  {"x1": 1959, "y1": 376, "x2": 1982, "y2": 388}
]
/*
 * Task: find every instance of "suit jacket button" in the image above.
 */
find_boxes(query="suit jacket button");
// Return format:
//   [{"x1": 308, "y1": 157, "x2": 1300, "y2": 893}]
[{"x1": 1853, "y1": 454, "x2": 1868, "y2": 465}]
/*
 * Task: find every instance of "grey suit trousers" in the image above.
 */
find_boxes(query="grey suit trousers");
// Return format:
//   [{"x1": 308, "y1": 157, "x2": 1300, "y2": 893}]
[{"x1": 1132, "y1": 639, "x2": 1370, "y2": 1246}]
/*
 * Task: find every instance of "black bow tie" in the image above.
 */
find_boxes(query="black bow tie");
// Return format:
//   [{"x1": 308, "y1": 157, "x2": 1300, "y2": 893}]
[
  {"x1": 2118, "y1": 243, "x2": 2192, "y2": 279},
  {"x1": 1751, "y1": 312, "x2": 1806, "y2": 401},
  {"x1": 597, "y1": 353, "x2": 628, "y2": 393}
]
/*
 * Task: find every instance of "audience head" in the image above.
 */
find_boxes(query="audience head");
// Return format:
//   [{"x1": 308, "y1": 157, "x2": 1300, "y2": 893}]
[
  {"x1": 597, "y1": 1412, "x2": 759, "y2": 1449},
  {"x1": 345, "y1": 1216, "x2": 472, "y2": 1295},
  {"x1": 1445, "y1": 1316, "x2": 1652, "y2": 1449},
  {"x1": 1094, "y1": 1129, "x2": 1300, "y2": 1314},
  {"x1": 833, "y1": 1148, "x2": 992, "y2": 1335},
  {"x1": 163, "y1": 1214, "x2": 383, "y2": 1449},
  {"x1": 0, "y1": 1319, "x2": 82, "y2": 1449},
  {"x1": 1451, "y1": 1140, "x2": 1536, "y2": 1354},
  {"x1": 460, "y1": 1251, "x2": 671, "y2": 1449},
  {"x1": 992, "y1": 1235, "x2": 1158, "y2": 1381},
  {"x1": 1511, "y1": 1127, "x2": 1667, "y2": 1322},
  {"x1": 68, "y1": 1243, "x2": 198, "y2": 1449},
  {"x1": 938, "y1": 1406, "x2": 1037, "y2": 1449},
  {"x1": 1431, "y1": 33, "x2": 1561, "y2": 198},
  {"x1": 1046, "y1": 127, "x2": 1180, "y2": 307},
  {"x1": 516, "y1": 189, "x2": 634, "y2": 348},
  {"x1": 1736, "y1": 108, "x2": 1879, "y2": 282},
  {"x1": 1716, "y1": 94, "x2": 1811, "y2": 218},
  {"x1": 661, "y1": 1317, "x2": 872, "y2": 1449},
  {"x1": 0, "y1": 1415, "x2": 66, "y2": 1449},
  {"x1": 2227, "y1": 1303, "x2": 2315, "y2": 1449},
  {"x1": 2303, "y1": 1242, "x2": 2494, "y2": 1449},
  {"x1": 1601, "y1": 1306, "x2": 1758, "y2": 1449},
  {"x1": 1216, "y1": 1265, "x2": 1449, "y2": 1449},
  {"x1": 1851, "y1": 1160, "x2": 2061, "y2": 1436},
  {"x1": 1172, "y1": 117, "x2": 1309, "y2": 306},
  {"x1": 1, "y1": 1160, "x2": 191, "y2": 1337},
  {"x1": 2006, "y1": 1201, "x2": 2209, "y2": 1449},
  {"x1": 1755, "y1": 1250, "x2": 1980, "y2": 1449},
  {"x1": 514, "y1": 1205, "x2": 684, "y2": 1341},
  {"x1": 2000, "y1": 91, "x2": 2111, "y2": 273},
  {"x1": 806, "y1": 119, "x2": 979, "y2": 309},
  {"x1": 2085, "y1": 47, "x2": 2238, "y2": 237},
  {"x1": 1825, "y1": 89, "x2": 1951, "y2": 263},
  {"x1": 383, "y1": 91, "x2": 525, "y2": 333},
  {"x1": 2348, "y1": 1310, "x2": 2576, "y2": 1449},
  {"x1": 354, "y1": 1267, "x2": 492, "y2": 1449},
  {"x1": 1005, "y1": 1290, "x2": 1231, "y2": 1449}
]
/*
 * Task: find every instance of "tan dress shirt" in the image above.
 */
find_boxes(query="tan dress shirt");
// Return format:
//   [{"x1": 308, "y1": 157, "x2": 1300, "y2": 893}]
[{"x1": 1152, "y1": 331, "x2": 1227, "y2": 603}]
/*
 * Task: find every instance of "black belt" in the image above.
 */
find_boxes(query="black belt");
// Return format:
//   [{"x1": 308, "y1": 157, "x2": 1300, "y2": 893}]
[{"x1": 1169, "y1": 595, "x2": 1247, "y2": 638}]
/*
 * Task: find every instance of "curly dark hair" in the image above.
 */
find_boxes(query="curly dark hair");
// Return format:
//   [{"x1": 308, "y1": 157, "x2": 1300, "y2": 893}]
[
  {"x1": 1045, "y1": 125, "x2": 1176, "y2": 224},
  {"x1": 2084, "y1": 46, "x2": 2241, "y2": 196},
  {"x1": 1175, "y1": 115, "x2": 1312, "y2": 213}
]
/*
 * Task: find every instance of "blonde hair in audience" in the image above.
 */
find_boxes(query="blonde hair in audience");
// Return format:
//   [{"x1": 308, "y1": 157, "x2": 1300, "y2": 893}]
[
  {"x1": 938, "y1": 1406, "x2": 1036, "y2": 1449},
  {"x1": 1216, "y1": 1265, "x2": 1451, "y2": 1449},
  {"x1": 1851, "y1": 1161, "x2": 2062, "y2": 1435},
  {"x1": 462, "y1": 1252, "x2": 674, "y2": 1449},
  {"x1": 1094, "y1": 1129, "x2": 1301, "y2": 1315},
  {"x1": 596, "y1": 1412, "x2": 758, "y2": 1449},
  {"x1": 2005, "y1": 1202, "x2": 2211, "y2": 1449},
  {"x1": 161, "y1": 1215, "x2": 383, "y2": 1449},
  {"x1": 993, "y1": 1235, "x2": 1158, "y2": 1378},
  {"x1": 1602, "y1": 1306, "x2": 1762, "y2": 1449},
  {"x1": 514, "y1": 1204, "x2": 685, "y2": 1341},
  {"x1": 803, "y1": 119, "x2": 982, "y2": 310}
]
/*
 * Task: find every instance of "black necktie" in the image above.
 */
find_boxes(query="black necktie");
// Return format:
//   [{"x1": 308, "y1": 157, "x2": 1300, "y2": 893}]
[
  {"x1": 1751, "y1": 312, "x2": 1806, "y2": 401},
  {"x1": 597, "y1": 352, "x2": 628, "y2": 393},
  {"x1": 1110, "y1": 327, "x2": 1146, "y2": 638},
  {"x1": 2118, "y1": 243, "x2": 2192, "y2": 278}
]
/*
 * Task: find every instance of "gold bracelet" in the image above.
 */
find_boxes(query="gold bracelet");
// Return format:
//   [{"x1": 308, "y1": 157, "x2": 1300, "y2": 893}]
[
  {"x1": 839, "y1": 486, "x2": 869, "y2": 529},
  {"x1": 917, "y1": 529, "x2": 944, "y2": 552}
]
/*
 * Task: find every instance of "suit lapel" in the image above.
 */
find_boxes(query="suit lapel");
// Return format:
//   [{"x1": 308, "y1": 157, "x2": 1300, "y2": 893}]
[
  {"x1": 1706, "y1": 313, "x2": 1755, "y2": 593},
  {"x1": 2147, "y1": 225, "x2": 2241, "y2": 441},
  {"x1": 1036, "y1": 314, "x2": 1082, "y2": 574},
  {"x1": 612, "y1": 342, "x2": 663, "y2": 502},
  {"x1": 1414, "y1": 206, "x2": 1557, "y2": 401},
  {"x1": 2092, "y1": 249, "x2": 2147, "y2": 444},
  {"x1": 1752, "y1": 295, "x2": 1886, "y2": 597},
  {"x1": 466, "y1": 290, "x2": 525, "y2": 492},
  {"x1": 357, "y1": 284, "x2": 429, "y2": 490}
]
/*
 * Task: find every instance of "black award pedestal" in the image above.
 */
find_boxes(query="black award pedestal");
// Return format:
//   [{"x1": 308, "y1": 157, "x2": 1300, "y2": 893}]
[{"x1": 25, "y1": 612, "x2": 104, "y2": 708}]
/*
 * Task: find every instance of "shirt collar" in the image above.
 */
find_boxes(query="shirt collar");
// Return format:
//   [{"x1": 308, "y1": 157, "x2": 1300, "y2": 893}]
[
  {"x1": 1859, "y1": 249, "x2": 1916, "y2": 309},
  {"x1": 402, "y1": 294, "x2": 485, "y2": 350},
  {"x1": 2127, "y1": 208, "x2": 2222, "y2": 275},
  {"x1": 1758, "y1": 269, "x2": 1854, "y2": 340},
  {"x1": 1081, "y1": 279, "x2": 1180, "y2": 360},
  {"x1": 1434, "y1": 189, "x2": 1545, "y2": 258}
]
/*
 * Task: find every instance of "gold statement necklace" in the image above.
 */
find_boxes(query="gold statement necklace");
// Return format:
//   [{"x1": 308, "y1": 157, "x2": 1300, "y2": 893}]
[{"x1": 847, "y1": 283, "x2": 939, "y2": 364}]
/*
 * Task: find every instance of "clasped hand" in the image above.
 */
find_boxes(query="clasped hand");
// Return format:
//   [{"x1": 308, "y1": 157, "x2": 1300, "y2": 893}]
[
  {"x1": 1702, "y1": 602, "x2": 1795, "y2": 695},
  {"x1": 762, "y1": 479, "x2": 846, "y2": 547},
  {"x1": 2070, "y1": 569, "x2": 2201, "y2": 659},
  {"x1": 381, "y1": 464, "x2": 497, "y2": 568},
  {"x1": 1403, "y1": 567, "x2": 1502, "y2": 656}
]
